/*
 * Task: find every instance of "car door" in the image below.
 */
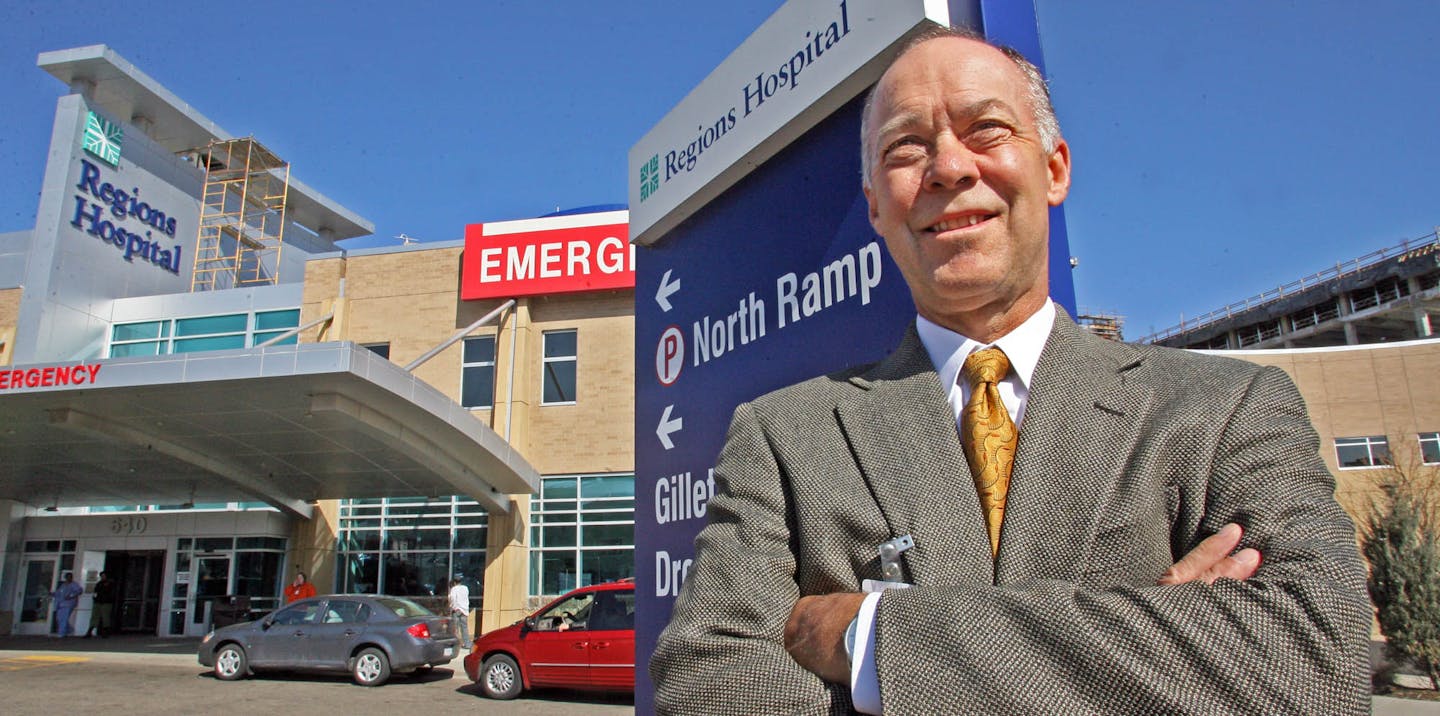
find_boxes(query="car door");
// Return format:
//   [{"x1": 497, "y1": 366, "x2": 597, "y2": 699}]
[
  {"x1": 585, "y1": 588, "x2": 635, "y2": 690},
  {"x1": 303, "y1": 599, "x2": 370, "y2": 669},
  {"x1": 521, "y1": 591, "x2": 593, "y2": 687},
  {"x1": 248, "y1": 600, "x2": 324, "y2": 668}
]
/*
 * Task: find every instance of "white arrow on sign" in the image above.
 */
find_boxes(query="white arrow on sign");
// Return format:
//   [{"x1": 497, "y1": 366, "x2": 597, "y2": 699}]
[
  {"x1": 656, "y1": 404, "x2": 683, "y2": 450},
  {"x1": 655, "y1": 269, "x2": 681, "y2": 312}
]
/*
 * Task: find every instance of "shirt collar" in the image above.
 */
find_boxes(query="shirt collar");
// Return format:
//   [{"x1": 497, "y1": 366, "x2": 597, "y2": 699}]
[{"x1": 916, "y1": 299, "x2": 1056, "y2": 392}]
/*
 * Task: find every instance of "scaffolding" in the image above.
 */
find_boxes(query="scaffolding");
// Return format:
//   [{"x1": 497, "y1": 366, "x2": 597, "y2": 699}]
[
  {"x1": 1077, "y1": 311, "x2": 1125, "y2": 342},
  {"x1": 190, "y1": 137, "x2": 290, "y2": 292}
]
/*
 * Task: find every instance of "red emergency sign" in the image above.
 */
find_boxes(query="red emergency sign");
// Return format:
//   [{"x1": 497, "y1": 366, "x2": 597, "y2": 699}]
[{"x1": 461, "y1": 221, "x2": 633, "y2": 300}]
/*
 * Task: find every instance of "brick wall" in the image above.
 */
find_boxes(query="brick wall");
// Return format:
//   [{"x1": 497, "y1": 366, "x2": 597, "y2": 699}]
[
  {"x1": 1231, "y1": 340, "x2": 1440, "y2": 518},
  {"x1": 300, "y1": 246, "x2": 635, "y2": 476}
]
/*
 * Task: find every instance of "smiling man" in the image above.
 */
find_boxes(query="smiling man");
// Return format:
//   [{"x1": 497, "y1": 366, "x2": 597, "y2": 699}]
[{"x1": 651, "y1": 27, "x2": 1370, "y2": 715}]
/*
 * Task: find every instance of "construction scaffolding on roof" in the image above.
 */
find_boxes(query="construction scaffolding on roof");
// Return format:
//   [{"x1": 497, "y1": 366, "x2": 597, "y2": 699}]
[
  {"x1": 190, "y1": 137, "x2": 290, "y2": 291},
  {"x1": 1077, "y1": 311, "x2": 1125, "y2": 342}
]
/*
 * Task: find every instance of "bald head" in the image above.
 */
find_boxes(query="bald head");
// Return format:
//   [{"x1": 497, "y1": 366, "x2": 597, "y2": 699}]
[{"x1": 860, "y1": 28, "x2": 1061, "y2": 187}]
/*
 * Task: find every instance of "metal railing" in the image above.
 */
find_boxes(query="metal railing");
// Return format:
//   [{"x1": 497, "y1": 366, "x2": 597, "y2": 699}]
[{"x1": 1139, "y1": 229, "x2": 1440, "y2": 344}]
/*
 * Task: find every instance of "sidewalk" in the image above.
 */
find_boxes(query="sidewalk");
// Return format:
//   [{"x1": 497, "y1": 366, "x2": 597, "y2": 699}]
[
  {"x1": 1375, "y1": 695, "x2": 1440, "y2": 715},
  {"x1": 0, "y1": 633, "x2": 200, "y2": 660}
]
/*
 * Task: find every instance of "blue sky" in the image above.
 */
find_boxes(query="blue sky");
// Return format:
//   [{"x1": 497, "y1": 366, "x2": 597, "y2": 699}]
[{"x1": 1, "y1": 1, "x2": 1435, "y2": 339}]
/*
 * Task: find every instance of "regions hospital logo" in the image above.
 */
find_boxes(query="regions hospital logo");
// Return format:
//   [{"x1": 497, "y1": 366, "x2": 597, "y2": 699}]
[
  {"x1": 639, "y1": 154, "x2": 660, "y2": 202},
  {"x1": 82, "y1": 111, "x2": 123, "y2": 167}
]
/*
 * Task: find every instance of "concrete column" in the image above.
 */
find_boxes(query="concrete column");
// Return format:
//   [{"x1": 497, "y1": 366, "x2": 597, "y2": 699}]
[
  {"x1": 288, "y1": 502, "x2": 337, "y2": 593},
  {"x1": 482, "y1": 301, "x2": 536, "y2": 633},
  {"x1": 0, "y1": 500, "x2": 28, "y2": 634},
  {"x1": 1343, "y1": 321, "x2": 1358, "y2": 345},
  {"x1": 481, "y1": 498, "x2": 532, "y2": 634}
]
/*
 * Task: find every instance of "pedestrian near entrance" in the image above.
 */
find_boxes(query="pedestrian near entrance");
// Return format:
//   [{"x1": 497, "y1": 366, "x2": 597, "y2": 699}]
[
  {"x1": 283, "y1": 571, "x2": 316, "y2": 604},
  {"x1": 50, "y1": 572, "x2": 83, "y2": 637},
  {"x1": 85, "y1": 571, "x2": 116, "y2": 638},
  {"x1": 448, "y1": 578, "x2": 471, "y2": 644}
]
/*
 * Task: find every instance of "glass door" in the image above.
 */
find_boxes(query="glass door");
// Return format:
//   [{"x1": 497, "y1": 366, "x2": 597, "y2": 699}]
[
  {"x1": 15, "y1": 558, "x2": 57, "y2": 636},
  {"x1": 189, "y1": 556, "x2": 231, "y2": 636}
]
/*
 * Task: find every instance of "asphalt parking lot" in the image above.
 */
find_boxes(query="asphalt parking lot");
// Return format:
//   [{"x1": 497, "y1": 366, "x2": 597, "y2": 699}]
[
  {"x1": 7, "y1": 634, "x2": 1440, "y2": 714},
  {"x1": 0, "y1": 635, "x2": 633, "y2": 715}
]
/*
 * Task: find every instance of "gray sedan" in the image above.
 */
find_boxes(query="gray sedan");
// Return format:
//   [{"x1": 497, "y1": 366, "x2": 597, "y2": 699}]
[{"x1": 198, "y1": 594, "x2": 460, "y2": 686}]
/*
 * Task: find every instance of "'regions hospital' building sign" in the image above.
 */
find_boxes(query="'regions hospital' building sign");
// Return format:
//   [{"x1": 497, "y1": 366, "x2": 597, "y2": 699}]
[{"x1": 71, "y1": 154, "x2": 185, "y2": 274}]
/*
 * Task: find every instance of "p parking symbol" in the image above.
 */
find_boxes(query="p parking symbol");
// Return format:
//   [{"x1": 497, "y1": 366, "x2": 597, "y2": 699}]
[{"x1": 656, "y1": 326, "x2": 684, "y2": 386}]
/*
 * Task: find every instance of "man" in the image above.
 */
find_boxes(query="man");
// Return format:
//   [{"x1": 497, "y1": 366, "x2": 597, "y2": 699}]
[
  {"x1": 50, "y1": 572, "x2": 83, "y2": 638},
  {"x1": 651, "y1": 27, "x2": 1370, "y2": 714},
  {"x1": 84, "y1": 571, "x2": 116, "y2": 638},
  {"x1": 448, "y1": 578, "x2": 471, "y2": 644}
]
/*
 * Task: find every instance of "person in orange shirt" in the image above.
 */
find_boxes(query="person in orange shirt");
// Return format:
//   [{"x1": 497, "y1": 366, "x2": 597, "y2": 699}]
[{"x1": 283, "y1": 571, "x2": 317, "y2": 603}]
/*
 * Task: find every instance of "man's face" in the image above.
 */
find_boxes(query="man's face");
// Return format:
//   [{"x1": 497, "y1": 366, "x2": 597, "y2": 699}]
[{"x1": 863, "y1": 37, "x2": 1070, "y2": 330}]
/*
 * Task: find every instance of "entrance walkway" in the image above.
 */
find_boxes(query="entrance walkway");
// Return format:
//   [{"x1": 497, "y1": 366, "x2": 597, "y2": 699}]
[{"x1": 0, "y1": 633, "x2": 200, "y2": 656}]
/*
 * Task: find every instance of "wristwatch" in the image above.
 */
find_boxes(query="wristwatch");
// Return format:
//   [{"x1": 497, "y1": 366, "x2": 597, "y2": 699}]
[{"x1": 843, "y1": 615, "x2": 859, "y2": 669}]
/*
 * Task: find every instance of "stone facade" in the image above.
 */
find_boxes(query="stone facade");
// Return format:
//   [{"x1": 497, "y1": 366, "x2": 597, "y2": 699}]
[{"x1": 1226, "y1": 339, "x2": 1440, "y2": 520}]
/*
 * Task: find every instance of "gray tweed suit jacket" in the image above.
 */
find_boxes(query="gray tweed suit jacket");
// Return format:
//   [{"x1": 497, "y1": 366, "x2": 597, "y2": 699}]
[{"x1": 651, "y1": 311, "x2": 1371, "y2": 715}]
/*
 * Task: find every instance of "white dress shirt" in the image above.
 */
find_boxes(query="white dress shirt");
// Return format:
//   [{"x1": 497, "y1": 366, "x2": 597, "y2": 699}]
[
  {"x1": 850, "y1": 300, "x2": 1056, "y2": 714},
  {"x1": 448, "y1": 583, "x2": 470, "y2": 614}
]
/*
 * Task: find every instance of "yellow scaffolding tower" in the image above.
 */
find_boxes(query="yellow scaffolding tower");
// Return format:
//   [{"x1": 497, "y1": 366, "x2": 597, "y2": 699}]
[
  {"x1": 190, "y1": 137, "x2": 290, "y2": 291},
  {"x1": 1077, "y1": 311, "x2": 1125, "y2": 342}
]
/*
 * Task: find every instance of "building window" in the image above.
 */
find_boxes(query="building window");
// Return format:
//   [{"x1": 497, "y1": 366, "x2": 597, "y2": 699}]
[
  {"x1": 363, "y1": 343, "x2": 391, "y2": 360},
  {"x1": 1421, "y1": 432, "x2": 1440, "y2": 465},
  {"x1": 333, "y1": 497, "x2": 487, "y2": 612},
  {"x1": 1288, "y1": 299, "x2": 1340, "y2": 331},
  {"x1": 167, "y1": 535, "x2": 286, "y2": 635},
  {"x1": 109, "y1": 310, "x2": 300, "y2": 357},
  {"x1": 461, "y1": 336, "x2": 496, "y2": 409},
  {"x1": 84, "y1": 502, "x2": 274, "y2": 514},
  {"x1": 1335, "y1": 436, "x2": 1391, "y2": 469},
  {"x1": 1349, "y1": 277, "x2": 1409, "y2": 313},
  {"x1": 1235, "y1": 319, "x2": 1281, "y2": 347},
  {"x1": 541, "y1": 330, "x2": 577, "y2": 405},
  {"x1": 1186, "y1": 334, "x2": 1231, "y2": 350},
  {"x1": 529, "y1": 474, "x2": 634, "y2": 597},
  {"x1": 251, "y1": 309, "x2": 301, "y2": 345}
]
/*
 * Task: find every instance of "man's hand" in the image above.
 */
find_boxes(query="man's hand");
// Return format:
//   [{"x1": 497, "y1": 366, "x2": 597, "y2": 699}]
[
  {"x1": 783, "y1": 591, "x2": 867, "y2": 684},
  {"x1": 1158, "y1": 522, "x2": 1261, "y2": 586},
  {"x1": 782, "y1": 523, "x2": 1260, "y2": 684}
]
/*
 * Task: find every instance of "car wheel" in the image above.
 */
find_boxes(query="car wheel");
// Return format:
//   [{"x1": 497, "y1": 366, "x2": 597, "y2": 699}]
[
  {"x1": 352, "y1": 647, "x2": 391, "y2": 687},
  {"x1": 213, "y1": 644, "x2": 247, "y2": 681},
  {"x1": 480, "y1": 654, "x2": 522, "y2": 700}
]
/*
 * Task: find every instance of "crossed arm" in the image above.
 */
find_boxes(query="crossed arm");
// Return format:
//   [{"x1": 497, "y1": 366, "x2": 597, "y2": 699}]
[
  {"x1": 783, "y1": 523, "x2": 1263, "y2": 685},
  {"x1": 653, "y1": 368, "x2": 1371, "y2": 715}
]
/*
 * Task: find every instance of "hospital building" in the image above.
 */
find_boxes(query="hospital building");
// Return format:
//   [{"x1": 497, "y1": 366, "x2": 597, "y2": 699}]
[{"x1": 0, "y1": 46, "x2": 635, "y2": 637}]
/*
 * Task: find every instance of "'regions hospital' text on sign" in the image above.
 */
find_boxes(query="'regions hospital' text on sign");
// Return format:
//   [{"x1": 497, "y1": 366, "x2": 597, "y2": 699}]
[{"x1": 461, "y1": 216, "x2": 633, "y2": 300}]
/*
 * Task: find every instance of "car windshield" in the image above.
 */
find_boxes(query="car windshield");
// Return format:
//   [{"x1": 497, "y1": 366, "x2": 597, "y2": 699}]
[
  {"x1": 374, "y1": 596, "x2": 433, "y2": 618},
  {"x1": 534, "y1": 592, "x2": 594, "y2": 631}
]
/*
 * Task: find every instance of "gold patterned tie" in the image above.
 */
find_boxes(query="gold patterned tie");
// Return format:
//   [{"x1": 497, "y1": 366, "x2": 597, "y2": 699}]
[{"x1": 961, "y1": 347, "x2": 1018, "y2": 557}]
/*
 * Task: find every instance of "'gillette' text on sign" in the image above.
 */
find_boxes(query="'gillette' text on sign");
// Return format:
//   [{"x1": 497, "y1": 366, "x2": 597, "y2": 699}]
[{"x1": 662, "y1": 0, "x2": 852, "y2": 181}]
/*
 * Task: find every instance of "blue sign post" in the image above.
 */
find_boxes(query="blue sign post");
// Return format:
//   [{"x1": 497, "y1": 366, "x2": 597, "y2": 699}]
[{"x1": 631, "y1": 2, "x2": 1068, "y2": 711}]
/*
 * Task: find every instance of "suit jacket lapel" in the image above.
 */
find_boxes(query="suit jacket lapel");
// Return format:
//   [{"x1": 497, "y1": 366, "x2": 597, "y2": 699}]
[
  {"x1": 835, "y1": 325, "x2": 996, "y2": 585},
  {"x1": 996, "y1": 312, "x2": 1155, "y2": 583}
]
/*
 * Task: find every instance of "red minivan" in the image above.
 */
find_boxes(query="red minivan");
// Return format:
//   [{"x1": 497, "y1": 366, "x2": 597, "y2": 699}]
[{"x1": 464, "y1": 578, "x2": 635, "y2": 699}]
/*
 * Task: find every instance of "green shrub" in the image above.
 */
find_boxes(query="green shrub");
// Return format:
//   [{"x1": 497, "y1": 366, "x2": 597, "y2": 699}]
[{"x1": 1363, "y1": 467, "x2": 1440, "y2": 690}]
